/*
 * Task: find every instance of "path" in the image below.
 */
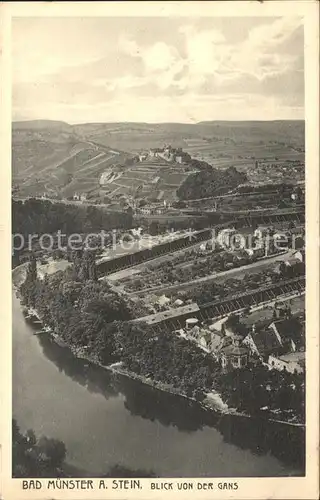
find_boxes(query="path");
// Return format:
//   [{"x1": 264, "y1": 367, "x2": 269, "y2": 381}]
[{"x1": 126, "y1": 250, "x2": 294, "y2": 296}]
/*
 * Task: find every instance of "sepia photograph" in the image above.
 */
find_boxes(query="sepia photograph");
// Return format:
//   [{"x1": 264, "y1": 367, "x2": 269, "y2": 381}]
[{"x1": 1, "y1": 2, "x2": 319, "y2": 499}]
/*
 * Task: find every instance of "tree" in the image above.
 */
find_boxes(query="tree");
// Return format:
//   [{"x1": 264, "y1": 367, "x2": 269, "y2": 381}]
[
  {"x1": 12, "y1": 420, "x2": 67, "y2": 477},
  {"x1": 37, "y1": 437, "x2": 66, "y2": 468}
]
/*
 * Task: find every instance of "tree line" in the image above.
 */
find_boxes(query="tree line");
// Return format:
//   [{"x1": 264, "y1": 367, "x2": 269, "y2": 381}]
[
  {"x1": 216, "y1": 362, "x2": 305, "y2": 423},
  {"x1": 13, "y1": 419, "x2": 66, "y2": 477},
  {"x1": 13, "y1": 419, "x2": 157, "y2": 477},
  {"x1": 19, "y1": 257, "x2": 304, "y2": 422},
  {"x1": 20, "y1": 255, "x2": 148, "y2": 365}
]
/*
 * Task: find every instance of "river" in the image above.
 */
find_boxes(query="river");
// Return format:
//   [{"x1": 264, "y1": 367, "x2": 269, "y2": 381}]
[{"x1": 12, "y1": 290, "x2": 305, "y2": 478}]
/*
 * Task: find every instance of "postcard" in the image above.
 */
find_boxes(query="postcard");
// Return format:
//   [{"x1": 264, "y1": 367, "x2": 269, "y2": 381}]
[{"x1": 0, "y1": 1, "x2": 319, "y2": 499}]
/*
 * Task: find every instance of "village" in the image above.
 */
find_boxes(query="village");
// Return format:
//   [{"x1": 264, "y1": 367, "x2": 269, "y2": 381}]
[{"x1": 110, "y1": 222, "x2": 306, "y2": 378}]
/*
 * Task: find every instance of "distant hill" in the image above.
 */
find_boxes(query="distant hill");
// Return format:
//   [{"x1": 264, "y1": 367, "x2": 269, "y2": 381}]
[
  {"x1": 12, "y1": 119, "x2": 304, "y2": 200},
  {"x1": 72, "y1": 120, "x2": 304, "y2": 152},
  {"x1": 13, "y1": 120, "x2": 73, "y2": 131},
  {"x1": 12, "y1": 120, "x2": 131, "y2": 199}
]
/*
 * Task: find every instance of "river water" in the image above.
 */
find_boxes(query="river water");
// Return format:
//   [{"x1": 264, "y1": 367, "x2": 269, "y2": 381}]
[{"x1": 12, "y1": 292, "x2": 304, "y2": 477}]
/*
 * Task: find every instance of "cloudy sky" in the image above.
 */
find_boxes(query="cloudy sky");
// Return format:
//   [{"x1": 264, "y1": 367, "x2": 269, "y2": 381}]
[{"x1": 12, "y1": 16, "x2": 304, "y2": 123}]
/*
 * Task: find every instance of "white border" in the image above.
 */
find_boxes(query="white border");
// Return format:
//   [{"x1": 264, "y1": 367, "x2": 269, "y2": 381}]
[{"x1": 1, "y1": 2, "x2": 319, "y2": 499}]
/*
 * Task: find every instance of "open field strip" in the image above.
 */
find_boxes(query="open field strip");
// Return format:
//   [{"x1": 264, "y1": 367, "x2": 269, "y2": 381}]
[
  {"x1": 107, "y1": 186, "x2": 122, "y2": 197},
  {"x1": 104, "y1": 239, "x2": 221, "y2": 282},
  {"x1": 75, "y1": 153, "x2": 115, "y2": 174},
  {"x1": 126, "y1": 250, "x2": 294, "y2": 297},
  {"x1": 73, "y1": 151, "x2": 105, "y2": 168}
]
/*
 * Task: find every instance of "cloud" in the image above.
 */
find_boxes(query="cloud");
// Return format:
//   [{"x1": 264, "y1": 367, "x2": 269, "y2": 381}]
[
  {"x1": 247, "y1": 16, "x2": 302, "y2": 49},
  {"x1": 12, "y1": 16, "x2": 304, "y2": 122}
]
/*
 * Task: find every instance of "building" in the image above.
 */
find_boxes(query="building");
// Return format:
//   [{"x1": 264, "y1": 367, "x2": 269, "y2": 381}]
[
  {"x1": 219, "y1": 335, "x2": 250, "y2": 369},
  {"x1": 208, "y1": 326, "x2": 225, "y2": 351},
  {"x1": 131, "y1": 303, "x2": 200, "y2": 331},
  {"x1": 293, "y1": 249, "x2": 305, "y2": 263},
  {"x1": 243, "y1": 325, "x2": 282, "y2": 360},
  {"x1": 139, "y1": 153, "x2": 148, "y2": 162},
  {"x1": 187, "y1": 323, "x2": 224, "y2": 352},
  {"x1": 139, "y1": 206, "x2": 152, "y2": 215},
  {"x1": 285, "y1": 257, "x2": 303, "y2": 268},
  {"x1": 254, "y1": 225, "x2": 274, "y2": 239},
  {"x1": 269, "y1": 317, "x2": 303, "y2": 352},
  {"x1": 232, "y1": 251, "x2": 248, "y2": 266},
  {"x1": 130, "y1": 227, "x2": 143, "y2": 238},
  {"x1": 198, "y1": 330, "x2": 212, "y2": 349},
  {"x1": 216, "y1": 227, "x2": 237, "y2": 249},
  {"x1": 245, "y1": 247, "x2": 265, "y2": 260},
  {"x1": 283, "y1": 257, "x2": 305, "y2": 276},
  {"x1": 138, "y1": 203, "x2": 167, "y2": 215},
  {"x1": 155, "y1": 207, "x2": 167, "y2": 215},
  {"x1": 268, "y1": 352, "x2": 305, "y2": 374},
  {"x1": 186, "y1": 317, "x2": 199, "y2": 331},
  {"x1": 275, "y1": 258, "x2": 305, "y2": 276},
  {"x1": 157, "y1": 294, "x2": 171, "y2": 308},
  {"x1": 174, "y1": 299, "x2": 184, "y2": 307},
  {"x1": 149, "y1": 148, "x2": 164, "y2": 157}
]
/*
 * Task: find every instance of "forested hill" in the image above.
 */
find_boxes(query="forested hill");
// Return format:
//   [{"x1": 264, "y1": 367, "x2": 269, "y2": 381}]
[
  {"x1": 177, "y1": 166, "x2": 248, "y2": 200},
  {"x1": 12, "y1": 199, "x2": 133, "y2": 236}
]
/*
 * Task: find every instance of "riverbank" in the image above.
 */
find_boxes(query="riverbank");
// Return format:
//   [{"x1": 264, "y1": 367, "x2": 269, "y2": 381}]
[
  {"x1": 12, "y1": 290, "x2": 305, "y2": 477},
  {"x1": 13, "y1": 264, "x2": 305, "y2": 429},
  {"x1": 18, "y1": 305, "x2": 306, "y2": 428}
]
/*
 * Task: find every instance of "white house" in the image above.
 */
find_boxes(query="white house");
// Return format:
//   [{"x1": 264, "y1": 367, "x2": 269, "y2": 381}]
[
  {"x1": 139, "y1": 153, "x2": 148, "y2": 162},
  {"x1": 157, "y1": 295, "x2": 171, "y2": 307},
  {"x1": 293, "y1": 249, "x2": 305, "y2": 263},
  {"x1": 268, "y1": 352, "x2": 305, "y2": 374},
  {"x1": 245, "y1": 247, "x2": 265, "y2": 260}
]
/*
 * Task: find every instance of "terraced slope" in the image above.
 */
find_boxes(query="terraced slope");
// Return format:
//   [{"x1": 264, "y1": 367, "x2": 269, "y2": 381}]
[
  {"x1": 12, "y1": 122, "x2": 131, "y2": 199},
  {"x1": 12, "y1": 120, "x2": 305, "y2": 200}
]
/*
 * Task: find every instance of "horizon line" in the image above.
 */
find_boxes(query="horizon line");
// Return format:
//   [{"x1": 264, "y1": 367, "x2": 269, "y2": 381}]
[{"x1": 12, "y1": 118, "x2": 305, "y2": 126}]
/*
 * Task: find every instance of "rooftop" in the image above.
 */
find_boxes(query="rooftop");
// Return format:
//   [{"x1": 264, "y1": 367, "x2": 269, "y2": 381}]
[
  {"x1": 278, "y1": 352, "x2": 305, "y2": 366},
  {"x1": 256, "y1": 225, "x2": 273, "y2": 230},
  {"x1": 285, "y1": 257, "x2": 303, "y2": 266},
  {"x1": 252, "y1": 329, "x2": 282, "y2": 355},
  {"x1": 271, "y1": 317, "x2": 303, "y2": 344},
  {"x1": 221, "y1": 344, "x2": 249, "y2": 356},
  {"x1": 131, "y1": 303, "x2": 200, "y2": 325},
  {"x1": 96, "y1": 230, "x2": 196, "y2": 263}
]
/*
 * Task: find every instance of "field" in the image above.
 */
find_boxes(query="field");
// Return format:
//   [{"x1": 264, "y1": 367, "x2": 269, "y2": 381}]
[
  {"x1": 12, "y1": 122, "x2": 133, "y2": 199},
  {"x1": 98, "y1": 156, "x2": 192, "y2": 202},
  {"x1": 12, "y1": 119, "x2": 305, "y2": 200}
]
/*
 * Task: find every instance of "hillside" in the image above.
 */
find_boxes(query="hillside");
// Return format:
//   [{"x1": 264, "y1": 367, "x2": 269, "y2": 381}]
[
  {"x1": 12, "y1": 121, "x2": 132, "y2": 199},
  {"x1": 13, "y1": 120, "x2": 73, "y2": 131},
  {"x1": 177, "y1": 166, "x2": 248, "y2": 200},
  {"x1": 12, "y1": 119, "x2": 305, "y2": 201},
  {"x1": 73, "y1": 120, "x2": 305, "y2": 157}
]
